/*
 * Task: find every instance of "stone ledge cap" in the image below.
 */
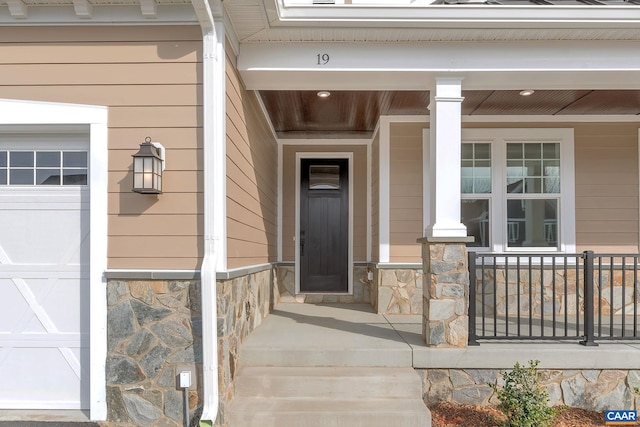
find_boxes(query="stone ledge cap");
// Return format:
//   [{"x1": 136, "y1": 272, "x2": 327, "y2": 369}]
[{"x1": 417, "y1": 236, "x2": 475, "y2": 244}]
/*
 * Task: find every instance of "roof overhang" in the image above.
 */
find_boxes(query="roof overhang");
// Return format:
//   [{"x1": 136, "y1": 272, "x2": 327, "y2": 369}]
[
  {"x1": 267, "y1": 0, "x2": 640, "y2": 29},
  {"x1": 0, "y1": 0, "x2": 197, "y2": 24},
  {"x1": 238, "y1": 40, "x2": 640, "y2": 91}
]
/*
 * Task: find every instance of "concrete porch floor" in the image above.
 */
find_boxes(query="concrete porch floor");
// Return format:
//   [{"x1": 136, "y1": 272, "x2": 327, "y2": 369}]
[{"x1": 240, "y1": 303, "x2": 640, "y2": 370}]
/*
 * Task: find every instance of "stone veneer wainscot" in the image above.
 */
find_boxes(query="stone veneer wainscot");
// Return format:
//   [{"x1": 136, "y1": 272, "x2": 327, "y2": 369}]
[
  {"x1": 419, "y1": 368, "x2": 640, "y2": 411},
  {"x1": 105, "y1": 280, "x2": 203, "y2": 427},
  {"x1": 104, "y1": 268, "x2": 273, "y2": 427}
]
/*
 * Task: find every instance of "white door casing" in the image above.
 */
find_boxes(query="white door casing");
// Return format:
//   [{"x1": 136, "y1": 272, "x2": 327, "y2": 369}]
[{"x1": 0, "y1": 99, "x2": 108, "y2": 419}]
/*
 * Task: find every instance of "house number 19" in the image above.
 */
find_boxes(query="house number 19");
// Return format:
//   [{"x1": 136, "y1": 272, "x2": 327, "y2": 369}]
[{"x1": 317, "y1": 53, "x2": 330, "y2": 65}]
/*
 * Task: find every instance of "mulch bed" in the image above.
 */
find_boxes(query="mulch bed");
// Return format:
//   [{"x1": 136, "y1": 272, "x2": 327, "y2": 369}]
[{"x1": 429, "y1": 401, "x2": 606, "y2": 427}]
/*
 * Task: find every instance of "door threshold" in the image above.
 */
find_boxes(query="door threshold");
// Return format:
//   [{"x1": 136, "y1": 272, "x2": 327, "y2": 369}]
[{"x1": 297, "y1": 292, "x2": 352, "y2": 296}]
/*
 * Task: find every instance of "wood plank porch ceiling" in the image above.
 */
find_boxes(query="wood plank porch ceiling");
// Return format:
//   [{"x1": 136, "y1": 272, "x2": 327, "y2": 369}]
[{"x1": 259, "y1": 89, "x2": 640, "y2": 137}]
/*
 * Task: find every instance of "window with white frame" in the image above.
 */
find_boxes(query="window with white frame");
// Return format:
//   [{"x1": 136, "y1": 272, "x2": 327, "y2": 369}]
[
  {"x1": 0, "y1": 150, "x2": 88, "y2": 186},
  {"x1": 460, "y1": 129, "x2": 575, "y2": 252}
]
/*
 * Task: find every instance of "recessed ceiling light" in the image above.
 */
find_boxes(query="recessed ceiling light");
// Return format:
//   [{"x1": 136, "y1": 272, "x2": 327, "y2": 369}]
[
  {"x1": 317, "y1": 91, "x2": 331, "y2": 98},
  {"x1": 519, "y1": 89, "x2": 535, "y2": 96}
]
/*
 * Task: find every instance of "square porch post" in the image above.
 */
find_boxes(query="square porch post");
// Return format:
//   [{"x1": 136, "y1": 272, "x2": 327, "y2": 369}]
[{"x1": 420, "y1": 78, "x2": 472, "y2": 348}]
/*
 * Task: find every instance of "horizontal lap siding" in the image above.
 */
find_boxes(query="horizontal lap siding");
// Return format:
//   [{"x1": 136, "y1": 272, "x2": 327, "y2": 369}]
[
  {"x1": 0, "y1": 25, "x2": 203, "y2": 270},
  {"x1": 469, "y1": 122, "x2": 640, "y2": 252},
  {"x1": 389, "y1": 123, "x2": 423, "y2": 263},
  {"x1": 573, "y1": 123, "x2": 639, "y2": 252},
  {"x1": 225, "y1": 49, "x2": 277, "y2": 269}
]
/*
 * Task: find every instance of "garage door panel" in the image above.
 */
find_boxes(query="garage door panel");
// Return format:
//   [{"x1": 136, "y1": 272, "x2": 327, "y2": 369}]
[
  {"x1": 0, "y1": 205, "x2": 88, "y2": 265},
  {"x1": 0, "y1": 346, "x2": 86, "y2": 409},
  {"x1": 0, "y1": 157, "x2": 89, "y2": 409},
  {"x1": 0, "y1": 278, "x2": 29, "y2": 327}
]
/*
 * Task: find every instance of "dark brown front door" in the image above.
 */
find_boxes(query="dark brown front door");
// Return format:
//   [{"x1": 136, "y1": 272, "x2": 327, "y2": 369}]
[{"x1": 300, "y1": 158, "x2": 348, "y2": 293}]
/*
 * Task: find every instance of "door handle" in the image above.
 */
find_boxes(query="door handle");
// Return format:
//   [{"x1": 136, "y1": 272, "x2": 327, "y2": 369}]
[{"x1": 300, "y1": 230, "x2": 305, "y2": 256}]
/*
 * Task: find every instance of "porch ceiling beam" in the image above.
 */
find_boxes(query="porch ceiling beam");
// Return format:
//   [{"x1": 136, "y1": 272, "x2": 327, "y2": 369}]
[{"x1": 238, "y1": 41, "x2": 640, "y2": 90}]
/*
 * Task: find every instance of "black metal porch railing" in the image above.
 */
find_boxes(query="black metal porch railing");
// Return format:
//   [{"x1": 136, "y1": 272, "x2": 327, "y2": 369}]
[{"x1": 468, "y1": 251, "x2": 640, "y2": 345}]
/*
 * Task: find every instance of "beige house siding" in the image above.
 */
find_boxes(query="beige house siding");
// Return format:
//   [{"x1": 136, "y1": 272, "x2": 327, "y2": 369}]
[
  {"x1": 0, "y1": 25, "x2": 204, "y2": 270},
  {"x1": 383, "y1": 121, "x2": 639, "y2": 260},
  {"x1": 225, "y1": 48, "x2": 278, "y2": 269},
  {"x1": 282, "y1": 145, "x2": 368, "y2": 262},
  {"x1": 469, "y1": 122, "x2": 640, "y2": 253},
  {"x1": 371, "y1": 133, "x2": 380, "y2": 262},
  {"x1": 389, "y1": 123, "x2": 424, "y2": 263},
  {"x1": 573, "y1": 123, "x2": 639, "y2": 253}
]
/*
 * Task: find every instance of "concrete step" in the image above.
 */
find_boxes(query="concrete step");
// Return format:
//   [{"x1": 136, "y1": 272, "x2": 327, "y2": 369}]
[
  {"x1": 227, "y1": 398, "x2": 431, "y2": 427},
  {"x1": 0, "y1": 423, "x2": 99, "y2": 427},
  {"x1": 235, "y1": 367, "x2": 423, "y2": 399},
  {"x1": 228, "y1": 367, "x2": 431, "y2": 427},
  {"x1": 239, "y1": 346, "x2": 413, "y2": 367}
]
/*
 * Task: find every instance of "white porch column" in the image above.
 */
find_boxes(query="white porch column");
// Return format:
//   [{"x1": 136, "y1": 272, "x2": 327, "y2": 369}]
[{"x1": 427, "y1": 78, "x2": 467, "y2": 238}]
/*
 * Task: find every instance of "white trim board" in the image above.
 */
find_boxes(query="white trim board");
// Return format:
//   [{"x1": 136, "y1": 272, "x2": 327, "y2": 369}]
[
  {"x1": 378, "y1": 117, "x2": 391, "y2": 263},
  {"x1": 0, "y1": 98, "x2": 108, "y2": 420},
  {"x1": 295, "y1": 152, "x2": 354, "y2": 295},
  {"x1": 280, "y1": 139, "x2": 370, "y2": 145},
  {"x1": 239, "y1": 41, "x2": 640, "y2": 91}
]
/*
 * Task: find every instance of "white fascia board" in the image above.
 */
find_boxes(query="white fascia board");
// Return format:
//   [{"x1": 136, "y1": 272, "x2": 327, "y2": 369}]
[
  {"x1": 0, "y1": 4, "x2": 197, "y2": 24},
  {"x1": 0, "y1": 98, "x2": 106, "y2": 124},
  {"x1": 271, "y1": 0, "x2": 640, "y2": 28},
  {"x1": 238, "y1": 41, "x2": 640, "y2": 90}
]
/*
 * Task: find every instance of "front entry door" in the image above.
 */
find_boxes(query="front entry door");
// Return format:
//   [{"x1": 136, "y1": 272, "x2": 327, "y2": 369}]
[{"x1": 300, "y1": 158, "x2": 348, "y2": 293}]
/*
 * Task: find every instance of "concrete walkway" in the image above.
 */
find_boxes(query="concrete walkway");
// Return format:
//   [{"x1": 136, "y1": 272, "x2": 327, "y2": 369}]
[{"x1": 241, "y1": 303, "x2": 640, "y2": 370}]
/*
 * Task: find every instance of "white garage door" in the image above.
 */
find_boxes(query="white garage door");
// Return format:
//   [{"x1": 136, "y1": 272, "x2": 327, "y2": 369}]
[{"x1": 0, "y1": 141, "x2": 90, "y2": 409}]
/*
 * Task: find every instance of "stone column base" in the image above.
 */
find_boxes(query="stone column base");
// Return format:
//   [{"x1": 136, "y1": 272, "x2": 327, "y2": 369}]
[{"x1": 419, "y1": 237, "x2": 473, "y2": 348}]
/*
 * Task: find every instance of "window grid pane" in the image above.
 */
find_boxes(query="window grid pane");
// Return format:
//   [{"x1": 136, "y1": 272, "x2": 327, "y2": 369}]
[
  {"x1": 461, "y1": 143, "x2": 491, "y2": 194},
  {"x1": 506, "y1": 142, "x2": 560, "y2": 195},
  {"x1": 461, "y1": 198, "x2": 490, "y2": 248},
  {"x1": 506, "y1": 199, "x2": 558, "y2": 248},
  {"x1": 0, "y1": 150, "x2": 87, "y2": 186}
]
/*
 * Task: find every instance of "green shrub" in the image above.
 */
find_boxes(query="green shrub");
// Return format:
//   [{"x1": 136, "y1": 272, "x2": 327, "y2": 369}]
[{"x1": 490, "y1": 360, "x2": 555, "y2": 427}]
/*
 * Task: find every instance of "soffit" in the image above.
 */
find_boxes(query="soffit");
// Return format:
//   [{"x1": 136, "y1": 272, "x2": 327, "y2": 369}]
[
  {"x1": 223, "y1": 0, "x2": 640, "y2": 43},
  {"x1": 260, "y1": 89, "x2": 640, "y2": 137}
]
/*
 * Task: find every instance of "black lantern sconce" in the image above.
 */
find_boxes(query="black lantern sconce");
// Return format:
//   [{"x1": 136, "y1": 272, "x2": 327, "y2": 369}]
[{"x1": 132, "y1": 137, "x2": 165, "y2": 194}]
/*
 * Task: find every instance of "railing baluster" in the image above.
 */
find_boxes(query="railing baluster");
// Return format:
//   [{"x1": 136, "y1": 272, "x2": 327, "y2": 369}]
[
  {"x1": 563, "y1": 256, "x2": 568, "y2": 336},
  {"x1": 468, "y1": 252, "x2": 479, "y2": 346},
  {"x1": 552, "y1": 256, "x2": 556, "y2": 337},
  {"x1": 493, "y1": 258, "x2": 498, "y2": 337},
  {"x1": 505, "y1": 256, "x2": 509, "y2": 337},
  {"x1": 529, "y1": 258, "x2": 533, "y2": 337},
  {"x1": 576, "y1": 256, "x2": 580, "y2": 338},
  {"x1": 622, "y1": 257, "x2": 626, "y2": 337},
  {"x1": 540, "y1": 256, "x2": 545, "y2": 337},
  {"x1": 517, "y1": 256, "x2": 521, "y2": 336},
  {"x1": 598, "y1": 256, "x2": 602, "y2": 338},
  {"x1": 481, "y1": 256, "x2": 486, "y2": 337},
  {"x1": 581, "y1": 251, "x2": 598, "y2": 346},
  {"x1": 633, "y1": 256, "x2": 638, "y2": 338},
  {"x1": 610, "y1": 256, "x2": 614, "y2": 337}
]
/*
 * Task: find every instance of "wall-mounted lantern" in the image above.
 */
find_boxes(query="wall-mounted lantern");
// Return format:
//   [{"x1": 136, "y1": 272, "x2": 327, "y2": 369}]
[{"x1": 132, "y1": 137, "x2": 165, "y2": 194}]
